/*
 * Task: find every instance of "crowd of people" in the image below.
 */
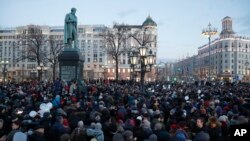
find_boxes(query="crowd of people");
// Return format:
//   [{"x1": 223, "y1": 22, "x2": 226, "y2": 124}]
[{"x1": 0, "y1": 78, "x2": 249, "y2": 141}]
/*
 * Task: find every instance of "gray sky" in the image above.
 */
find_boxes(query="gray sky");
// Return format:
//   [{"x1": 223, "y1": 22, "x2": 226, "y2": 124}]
[{"x1": 0, "y1": 0, "x2": 250, "y2": 61}]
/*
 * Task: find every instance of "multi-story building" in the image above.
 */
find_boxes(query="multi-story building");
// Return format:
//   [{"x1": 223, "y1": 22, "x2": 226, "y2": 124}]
[
  {"x1": 174, "y1": 55, "x2": 197, "y2": 81},
  {"x1": 156, "y1": 62, "x2": 175, "y2": 81},
  {"x1": 174, "y1": 16, "x2": 250, "y2": 82},
  {"x1": 0, "y1": 16, "x2": 158, "y2": 82}
]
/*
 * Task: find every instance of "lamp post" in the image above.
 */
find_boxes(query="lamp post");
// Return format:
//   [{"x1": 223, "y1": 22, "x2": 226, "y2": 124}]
[
  {"x1": 129, "y1": 47, "x2": 155, "y2": 92},
  {"x1": 37, "y1": 64, "x2": 47, "y2": 81},
  {"x1": 202, "y1": 23, "x2": 217, "y2": 81},
  {"x1": 129, "y1": 50, "x2": 138, "y2": 81},
  {"x1": 1, "y1": 60, "x2": 9, "y2": 84}
]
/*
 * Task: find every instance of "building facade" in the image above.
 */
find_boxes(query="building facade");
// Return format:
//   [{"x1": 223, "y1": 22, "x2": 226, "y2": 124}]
[
  {"x1": 174, "y1": 16, "x2": 250, "y2": 82},
  {"x1": 0, "y1": 16, "x2": 158, "y2": 82}
]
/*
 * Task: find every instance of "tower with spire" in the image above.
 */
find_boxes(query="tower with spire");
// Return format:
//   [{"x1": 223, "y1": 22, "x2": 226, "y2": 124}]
[{"x1": 220, "y1": 16, "x2": 235, "y2": 38}]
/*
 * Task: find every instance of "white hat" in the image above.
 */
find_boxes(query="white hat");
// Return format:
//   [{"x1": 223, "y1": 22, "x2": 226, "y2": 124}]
[{"x1": 136, "y1": 116, "x2": 142, "y2": 121}]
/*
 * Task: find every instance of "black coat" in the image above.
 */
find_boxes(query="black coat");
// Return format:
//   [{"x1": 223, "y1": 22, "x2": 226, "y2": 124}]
[{"x1": 29, "y1": 131, "x2": 46, "y2": 141}]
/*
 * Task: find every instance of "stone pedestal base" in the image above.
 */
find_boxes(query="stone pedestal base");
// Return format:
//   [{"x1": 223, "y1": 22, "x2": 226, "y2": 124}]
[{"x1": 58, "y1": 48, "x2": 84, "y2": 82}]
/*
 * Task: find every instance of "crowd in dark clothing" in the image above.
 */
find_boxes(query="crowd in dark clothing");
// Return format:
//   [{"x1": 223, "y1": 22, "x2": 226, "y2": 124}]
[{"x1": 0, "y1": 79, "x2": 249, "y2": 141}]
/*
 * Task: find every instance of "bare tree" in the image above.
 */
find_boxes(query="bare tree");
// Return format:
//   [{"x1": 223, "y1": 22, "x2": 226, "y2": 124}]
[
  {"x1": 16, "y1": 25, "x2": 47, "y2": 81},
  {"x1": 45, "y1": 35, "x2": 64, "y2": 81},
  {"x1": 100, "y1": 23, "x2": 131, "y2": 80},
  {"x1": 129, "y1": 27, "x2": 156, "y2": 90},
  {"x1": 130, "y1": 26, "x2": 156, "y2": 47}
]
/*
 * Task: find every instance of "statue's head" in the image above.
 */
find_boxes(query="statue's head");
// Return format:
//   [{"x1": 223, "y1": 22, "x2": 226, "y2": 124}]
[{"x1": 71, "y1": 7, "x2": 77, "y2": 13}]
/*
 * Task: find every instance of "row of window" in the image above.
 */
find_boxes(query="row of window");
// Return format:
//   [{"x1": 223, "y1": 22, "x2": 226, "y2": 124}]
[
  {"x1": 107, "y1": 68, "x2": 130, "y2": 73},
  {"x1": 199, "y1": 42, "x2": 250, "y2": 54}
]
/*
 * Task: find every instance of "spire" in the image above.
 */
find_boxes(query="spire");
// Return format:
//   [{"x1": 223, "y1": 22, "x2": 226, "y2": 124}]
[
  {"x1": 220, "y1": 16, "x2": 235, "y2": 38},
  {"x1": 142, "y1": 15, "x2": 157, "y2": 27}
]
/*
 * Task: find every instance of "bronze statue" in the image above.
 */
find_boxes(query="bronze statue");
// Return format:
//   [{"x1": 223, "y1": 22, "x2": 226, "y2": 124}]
[{"x1": 64, "y1": 8, "x2": 78, "y2": 48}]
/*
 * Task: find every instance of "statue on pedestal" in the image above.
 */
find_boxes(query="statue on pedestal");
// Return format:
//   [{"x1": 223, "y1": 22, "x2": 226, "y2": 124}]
[{"x1": 64, "y1": 8, "x2": 78, "y2": 48}]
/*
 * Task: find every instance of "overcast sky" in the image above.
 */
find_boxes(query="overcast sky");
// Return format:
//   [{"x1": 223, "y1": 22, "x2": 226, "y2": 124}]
[{"x1": 0, "y1": 0, "x2": 250, "y2": 61}]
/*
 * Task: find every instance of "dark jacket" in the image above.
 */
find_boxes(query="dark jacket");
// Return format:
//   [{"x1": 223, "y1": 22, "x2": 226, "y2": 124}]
[
  {"x1": 29, "y1": 131, "x2": 46, "y2": 141},
  {"x1": 207, "y1": 126, "x2": 224, "y2": 141},
  {"x1": 52, "y1": 122, "x2": 70, "y2": 141},
  {"x1": 70, "y1": 127, "x2": 87, "y2": 141}
]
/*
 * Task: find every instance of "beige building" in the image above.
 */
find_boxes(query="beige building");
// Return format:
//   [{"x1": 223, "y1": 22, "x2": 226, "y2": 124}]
[
  {"x1": 0, "y1": 16, "x2": 158, "y2": 82},
  {"x1": 174, "y1": 16, "x2": 250, "y2": 82}
]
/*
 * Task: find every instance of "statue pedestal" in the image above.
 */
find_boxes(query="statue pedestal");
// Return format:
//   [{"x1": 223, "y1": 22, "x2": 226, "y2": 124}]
[{"x1": 58, "y1": 48, "x2": 84, "y2": 82}]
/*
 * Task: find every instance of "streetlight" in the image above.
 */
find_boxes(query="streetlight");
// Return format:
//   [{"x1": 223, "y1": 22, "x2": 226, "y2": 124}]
[
  {"x1": 37, "y1": 64, "x2": 47, "y2": 81},
  {"x1": 129, "y1": 47, "x2": 155, "y2": 92},
  {"x1": 202, "y1": 23, "x2": 217, "y2": 81},
  {"x1": 129, "y1": 50, "x2": 138, "y2": 81},
  {"x1": 1, "y1": 60, "x2": 9, "y2": 84}
]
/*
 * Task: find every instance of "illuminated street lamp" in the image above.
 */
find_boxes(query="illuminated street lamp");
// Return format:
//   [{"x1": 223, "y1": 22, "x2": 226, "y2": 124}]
[
  {"x1": 129, "y1": 50, "x2": 138, "y2": 81},
  {"x1": 1, "y1": 60, "x2": 9, "y2": 84},
  {"x1": 129, "y1": 47, "x2": 155, "y2": 92},
  {"x1": 202, "y1": 23, "x2": 217, "y2": 81},
  {"x1": 37, "y1": 64, "x2": 47, "y2": 81}
]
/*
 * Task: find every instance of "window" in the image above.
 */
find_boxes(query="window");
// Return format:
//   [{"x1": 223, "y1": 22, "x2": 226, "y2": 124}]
[
  {"x1": 93, "y1": 53, "x2": 97, "y2": 62},
  {"x1": 225, "y1": 42, "x2": 228, "y2": 48},
  {"x1": 99, "y1": 58, "x2": 102, "y2": 62},
  {"x1": 78, "y1": 28, "x2": 84, "y2": 33},
  {"x1": 88, "y1": 58, "x2": 90, "y2": 62}
]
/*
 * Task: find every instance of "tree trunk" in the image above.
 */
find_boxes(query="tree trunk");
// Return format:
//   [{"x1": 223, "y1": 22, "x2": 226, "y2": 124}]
[
  {"x1": 115, "y1": 57, "x2": 119, "y2": 81},
  {"x1": 38, "y1": 70, "x2": 42, "y2": 81},
  {"x1": 53, "y1": 64, "x2": 56, "y2": 81}
]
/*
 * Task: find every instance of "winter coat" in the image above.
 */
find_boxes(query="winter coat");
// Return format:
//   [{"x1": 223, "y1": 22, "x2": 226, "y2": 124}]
[
  {"x1": 86, "y1": 128, "x2": 104, "y2": 141},
  {"x1": 70, "y1": 127, "x2": 87, "y2": 141},
  {"x1": 29, "y1": 131, "x2": 46, "y2": 141}
]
